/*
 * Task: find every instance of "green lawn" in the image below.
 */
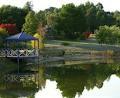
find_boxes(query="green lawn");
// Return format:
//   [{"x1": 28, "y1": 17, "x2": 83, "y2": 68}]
[{"x1": 45, "y1": 38, "x2": 120, "y2": 51}]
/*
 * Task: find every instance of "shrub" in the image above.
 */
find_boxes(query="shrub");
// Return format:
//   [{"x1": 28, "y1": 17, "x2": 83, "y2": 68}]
[
  {"x1": 95, "y1": 25, "x2": 120, "y2": 44},
  {"x1": 0, "y1": 28, "x2": 8, "y2": 47},
  {"x1": 79, "y1": 34, "x2": 86, "y2": 40},
  {"x1": 83, "y1": 32, "x2": 92, "y2": 39},
  {"x1": 0, "y1": 28, "x2": 8, "y2": 37},
  {"x1": 61, "y1": 42, "x2": 70, "y2": 46}
]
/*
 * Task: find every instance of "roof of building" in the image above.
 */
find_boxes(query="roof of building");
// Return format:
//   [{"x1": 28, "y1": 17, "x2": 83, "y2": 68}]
[{"x1": 6, "y1": 32, "x2": 38, "y2": 41}]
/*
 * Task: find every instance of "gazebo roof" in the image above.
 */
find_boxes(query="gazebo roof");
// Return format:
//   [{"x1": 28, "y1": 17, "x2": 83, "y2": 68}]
[{"x1": 6, "y1": 32, "x2": 38, "y2": 41}]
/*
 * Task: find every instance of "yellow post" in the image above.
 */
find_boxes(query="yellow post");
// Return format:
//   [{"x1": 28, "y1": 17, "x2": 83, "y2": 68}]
[{"x1": 32, "y1": 33, "x2": 44, "y2": 49}]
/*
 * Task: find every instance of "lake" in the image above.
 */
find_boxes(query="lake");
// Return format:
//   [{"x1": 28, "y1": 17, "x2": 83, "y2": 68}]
[{"x1": 0, "y1": 58, "x2": 120, "y2": 98}]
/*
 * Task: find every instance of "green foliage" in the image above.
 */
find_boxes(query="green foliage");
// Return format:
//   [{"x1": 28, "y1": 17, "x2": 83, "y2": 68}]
[
  {"x1": 0, "y1": 2, "x2": 119, "y2": 40},
  {"x1": 113, "y1": 11, "x2": 120, "y2": 26},
  {"x1": 36, "y1": 11, "x2": 46, "y2": 25},
  {"x1": 44, "y1": 2, "x2": 116, "y2": 40},
  {"x1": 0, "y1": 28, "x2": 8, "y2": 38},
  {"x1": 79, "y1": 34, "x2": 86, "y2": 40},
  {"x1": 0, "y1": 28, "x2": 8, "y2": 47},
  {"x1": 23, "y1": 1, "x2": 33, "y2": 13},
  {"x1": 95, "y1": 25, "x2": 120, "y2": 44},
  {"x1": 53, "y1": 3, "x2": 86, "y2": 39},
  {"x1": 22, "y1": 11, "x2": 38, "y2": 35},
  {"x1": 61, "y1": 42, "x2": 70, "y2": 46}
]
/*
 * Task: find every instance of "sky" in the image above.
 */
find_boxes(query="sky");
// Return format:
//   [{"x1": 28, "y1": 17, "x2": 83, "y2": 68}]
[
  {"x1": 35, "y1": 75, "x2": 120, "y2": 98},
  {"x1": 0, "y1": 0, "x2": 120, "y2": 12}
]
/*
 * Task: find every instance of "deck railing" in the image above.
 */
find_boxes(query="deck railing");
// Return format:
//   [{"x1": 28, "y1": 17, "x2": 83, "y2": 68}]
[
  {"x1": 0, "y1": 49, "x2": 6, "y2": 57},
  {"x1": 5, "y1": 73, "x2": 37, "y2": 82},
  {"x1": 0, "y1": 49, "x2": 39, "y2": 58}
]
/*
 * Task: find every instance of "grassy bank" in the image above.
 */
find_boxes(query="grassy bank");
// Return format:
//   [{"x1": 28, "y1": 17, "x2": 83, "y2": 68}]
[
  {"x1": 45, "y1": 39, "x2": 120, "y2": 51},
  {"x1": 45, "y1": 39, "x2": 120, "y2": 58}
]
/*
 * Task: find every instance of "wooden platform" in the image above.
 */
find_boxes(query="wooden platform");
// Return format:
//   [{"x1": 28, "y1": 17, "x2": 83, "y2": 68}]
[{"x1": 0, "y1": 49, "x2": 39, "y2": 58}]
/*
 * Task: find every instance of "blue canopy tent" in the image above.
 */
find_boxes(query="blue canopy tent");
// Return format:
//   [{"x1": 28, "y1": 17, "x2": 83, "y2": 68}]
[
  {"x1": 5, "y1": 32, "x2": 39, "y2": 58},
  {"x1": 6, "y1": 32, "x2": 38, "y2": 41},
  {"x1": 6, "y1": 32, "x2": 39, "y2": 49}
]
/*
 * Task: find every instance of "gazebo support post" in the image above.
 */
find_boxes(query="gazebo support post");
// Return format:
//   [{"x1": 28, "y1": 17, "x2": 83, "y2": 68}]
[
  {"x1": 34, "y1": 40, "x2": 36, "y2": 49},
  {"x1": 37, "y1": 39, "x2": 39, "y2": 56},
  {"x1": 5, "y1": 40, "x2": 7, "y2": 57},
  {"x1": 25, "y1": 41, "x2": 27, "y2": 48},
  {"x1": 33, "y1": 40, "x2": 35, "y2": 57},
  {"x1": 17, "y1": 57, "x2": 20, "y2": 74},
  {"x1": 36, "y1": 37, "x2": 40, "y2": 86}
]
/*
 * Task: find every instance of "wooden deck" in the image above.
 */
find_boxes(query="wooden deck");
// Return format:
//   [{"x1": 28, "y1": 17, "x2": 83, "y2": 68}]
[{"x1": 0, "y1": 49, "x2": 39, "y2": 58}]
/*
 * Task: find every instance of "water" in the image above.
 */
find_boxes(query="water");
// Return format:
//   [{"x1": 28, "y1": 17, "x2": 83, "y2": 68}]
[{"x1": 0, "y1": 58, "x2": 120, "y2": 98}]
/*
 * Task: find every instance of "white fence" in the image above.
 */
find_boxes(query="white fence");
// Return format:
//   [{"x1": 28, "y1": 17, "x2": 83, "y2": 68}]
[{"x1": 0, "y1": 49, "x2": 39, "y2": 58}]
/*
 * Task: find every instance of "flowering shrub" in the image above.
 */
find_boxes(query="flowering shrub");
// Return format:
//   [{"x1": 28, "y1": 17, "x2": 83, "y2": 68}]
[
  {"x1": 83, "y1": 32, "x2": 92, "y2": 39},
  {"x1": 0, "y1": 24, "x2": 16, "y2": 35}
]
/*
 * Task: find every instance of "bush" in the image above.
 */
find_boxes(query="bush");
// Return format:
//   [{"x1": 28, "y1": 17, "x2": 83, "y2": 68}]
[
  {"x1": 95, "y1": 25, "x2": 120, "y2": 44},
  {"x1": 61, "y1": 42, "x2": 70, "y2": 46},
  {"x1": 83, "y1": 32, "x2": 92, "y2": 39},
  {"x1": 0, "y1": 28, "x2": 8, "y2": 37},
  {"x1": 0, "y1": 28, "x2": 8, "y2": 47},
  {"x1": 79, "y1": 34, "x2": 86, "y2": 40}
]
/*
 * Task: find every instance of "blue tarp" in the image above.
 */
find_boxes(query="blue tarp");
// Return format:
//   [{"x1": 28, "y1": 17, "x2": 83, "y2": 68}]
[{"x1": 6, "y1": 32, "x2": 38, "y2": 41}]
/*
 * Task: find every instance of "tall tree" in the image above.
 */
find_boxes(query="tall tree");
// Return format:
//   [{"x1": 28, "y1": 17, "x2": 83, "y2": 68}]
[
  {"x1": 113, "y1": 11, "x2": 120, "y2": 26},
  {"x1": 23, "y1": 1, "x2": 33, "y2": 13},
  {"x1": 53, "y1": 3, "x2": 86, "y2": 39},
  {"x1": 22, "y1": 11, "x2": 38, "y2": 35},
  {"x1": 84, "y1": 2, "x2": 97, "y2": 32},
  {"x1": 36, "y1": 11, "x2": 46, "y2": 26}
]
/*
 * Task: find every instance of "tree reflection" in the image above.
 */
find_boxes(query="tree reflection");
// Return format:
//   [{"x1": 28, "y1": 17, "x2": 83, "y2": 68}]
[
  {"x1": 0, "y1": 60, "x2": 46, "y2": 98},
  {"x1": 45, "y1": 63, "x2": 120, "y2": 98}
]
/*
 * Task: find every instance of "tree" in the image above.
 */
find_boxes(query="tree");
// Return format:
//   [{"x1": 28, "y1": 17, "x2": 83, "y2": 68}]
[
  {"x1": 84, "y1": 2, "x2": 95, "y2": 32},
  {"x1": 96, "y1": 3, "x2": 103, "y2": 10},
  {"x1": 0, "y1": 5, "x2": 27, "y2": 32},
  {"x1": 104, "y1": 12, "x2": 115, "y2": 26},
  {"x1": 23, "y1": 1, "x2": 33, "y2": 13},
  {"x1": 51, "y1": 3, "x2": 86, "y2": 39},
  {"x1": 113, "y1": 11, "x2": 120, "y2": 26},
  {"x1": 45, "y1": 12, "x2": 59, "y2": 38},
  {"x1": 22, "y1": 11, "x2": 38, "y2": 35},
  {"x1": 36, "y1": 11, "x2": 46, "y2": 26}
]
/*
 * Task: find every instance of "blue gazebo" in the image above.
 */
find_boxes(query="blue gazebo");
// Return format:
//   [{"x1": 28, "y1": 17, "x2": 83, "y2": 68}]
[
  {"x1": 5, "y1": 32, "x2": 39, "y2": 58},
  {"x1": 6, "y1": 32, "x2": 37, "y2": 41}
]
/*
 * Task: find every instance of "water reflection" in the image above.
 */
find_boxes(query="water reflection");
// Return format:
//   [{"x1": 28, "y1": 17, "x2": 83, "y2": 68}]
[
  {"x1": 0, "y1": 58, "x2": 120, "y2": 98},
  {"x1": 43, "y1": 61, "x2": 120, "y2": 98},
  {"x1": 80, "y1": 75, "x2": 120, "y2": 98},
  {"x1": 35, "y1": 80, "x2": 63, "y2": 98},
  {"x1": 0, "y1": 59, "x2": 46, "y2": 98}
]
